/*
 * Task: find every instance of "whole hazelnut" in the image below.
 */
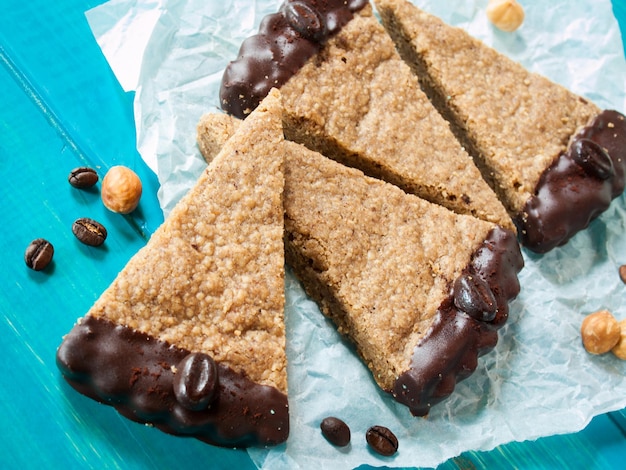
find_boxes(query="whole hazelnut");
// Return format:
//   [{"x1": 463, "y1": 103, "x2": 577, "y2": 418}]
[
  {"x1": 580, "y1": 310, "x2": 621, "y2": 355},
  {"x1": 101, "y1": 165, "x2": 142, "y2": 214},
  {"x1": 486, "y1": 0, "x2": 525, "y2": 33},
  {"x1": 611, "y1": 319, "x2": 626, "y2": 360}
]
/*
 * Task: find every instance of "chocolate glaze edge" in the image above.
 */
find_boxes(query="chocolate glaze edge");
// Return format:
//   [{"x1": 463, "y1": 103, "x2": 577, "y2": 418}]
[
  {"x1": 219, "y1": 0, "x2": 369, "y2": 119},
  {"x1": 393, "y1": 226, "x2": 523, "y2": 417},
  {"x1": 56, "y1": 315, "x2": 289, "y2": 447},
  {"x1": 516, "y1": 109, "x2": 626, "y2": 253}
]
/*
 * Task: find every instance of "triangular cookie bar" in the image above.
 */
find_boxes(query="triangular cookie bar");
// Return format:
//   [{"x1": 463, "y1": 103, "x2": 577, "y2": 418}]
[
  {"x1": 197, "y1": 111, "x2": 524, "y2": 416},
  {"x1": 220, "y1": 1, "x2": 512, "y2": 230},
  {"x1": 375, "y1": 0, "x2": 626, "y2": 252},
  {"x1": 57, "y1": 90, "x2": 288, "y2": 447}
]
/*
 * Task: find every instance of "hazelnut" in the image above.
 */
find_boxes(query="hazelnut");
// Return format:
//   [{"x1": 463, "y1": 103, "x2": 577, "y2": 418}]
[
  {"x1": 486, "y1": 0, "x2": 525, "y2": 32},
  {"x1": 611, "y1": 319, "x2": 626, "y2": 360},
  {"x1": 101, "y1": 165, "x2": 142, "y2": 214},
  {"x1": 580, "y1": 310, "x2": 621, "y2": 355}
]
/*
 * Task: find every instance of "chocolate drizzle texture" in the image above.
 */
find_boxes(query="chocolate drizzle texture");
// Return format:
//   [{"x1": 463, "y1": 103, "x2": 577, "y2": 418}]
[
  {"x1": 516, "y1": 110, "x2": 626, "y2": 253},
  {"x1": 56, "y1": 316, "x2": 289, "y2": 447},
  {"x1": 393, "y1": 227, "x2": 523, "y2": 416},
  {"x1": 220, "y1": 0, "x2": 368, "y2": 118}
]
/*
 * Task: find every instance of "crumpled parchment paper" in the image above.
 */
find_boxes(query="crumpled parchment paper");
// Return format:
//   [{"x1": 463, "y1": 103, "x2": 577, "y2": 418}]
[{"x1": 85, "y1": 0, "x2": 626, "y2": 468}]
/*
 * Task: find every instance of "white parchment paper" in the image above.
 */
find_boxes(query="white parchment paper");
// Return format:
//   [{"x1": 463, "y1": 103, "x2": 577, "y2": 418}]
[{"x1": 85, "y1": 1, "x2": 626, "y2": 468}]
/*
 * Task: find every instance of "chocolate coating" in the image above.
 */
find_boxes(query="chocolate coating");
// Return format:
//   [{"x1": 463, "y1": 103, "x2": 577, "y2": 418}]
[
  {"x1": 220, "y1": 0, "x2": 368, "y2": 119},
  {"x1": 393, "y1": 227, "x2": 523, "y2": 416},
  {"x1": 516, "y1": 110, "x2": 626, "y2": 253},
  {"x1": 56, "y1": 316, "x2": 289, "y2": 447}
]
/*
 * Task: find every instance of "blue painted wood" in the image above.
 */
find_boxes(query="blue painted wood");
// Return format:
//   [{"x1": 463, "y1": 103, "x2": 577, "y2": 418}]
[
  {"x1": 0, "y1": 1, "x2": 624, "y2": 469},
  {"x1": 0, "y1": 0, "x2": 251, "y2": 467}
]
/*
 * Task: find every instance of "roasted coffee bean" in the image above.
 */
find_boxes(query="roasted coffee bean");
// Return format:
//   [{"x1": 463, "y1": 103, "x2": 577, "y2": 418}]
[
  {"x1": 366, "y1": 425, "x2": 398, "y2": 456},
  {"x1": 320, "y1": 416, "x2": 351, "y2": 447},
  {"x1": 619, "y1": 265, "x2": 626, "y2": 284},
  {"x1": 24, "y1": 238, "x2": 54, "y2": 271},
  {"x1": 72, "y1": 218, "x2": 107, "y2": 246},
  {"x1": 453, "y1": 273, "x2": 497, "y2": 322},
  {"x1": 283, "y1": 1, "x2": 326, "y2": 41},
  {"x1": 173, "y1": 353, "x2": 218, "y2": 410},
  {"x1": 571, "y1": 138, "x2": 614, "y2": 180},
  {"x1": 68, "y1": 166, "x2": 99, "y2": 188}
]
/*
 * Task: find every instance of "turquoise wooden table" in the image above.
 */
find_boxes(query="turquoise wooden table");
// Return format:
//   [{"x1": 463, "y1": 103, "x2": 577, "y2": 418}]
[{"x1": 1, "y1": 0, "x2": 625, "y2": 468}]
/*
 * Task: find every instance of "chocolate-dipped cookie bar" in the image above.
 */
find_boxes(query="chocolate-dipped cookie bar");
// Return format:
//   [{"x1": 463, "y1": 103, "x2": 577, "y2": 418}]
[
  {"x1": 375, "y1": 0, "x2": 626, "y2": 252},
  {"x1": 220, "y1": 0, "x2": 512, "y2": 230},
  {"x1": 57, "y1": 91, "x2": 289, "y2": 447}
]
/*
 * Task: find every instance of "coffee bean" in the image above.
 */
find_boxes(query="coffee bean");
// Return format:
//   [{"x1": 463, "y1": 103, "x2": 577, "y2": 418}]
[
  {"x1": 366, "y1": 425, "x2": 398, "y2": 456},
  {"x1": 453, "y1": 273, "x2": 497, "y2": 322},
  {"x1": 173, "y1": 353, "x2": 219, "y2": 411},
  {"x1": 68, "y1": 167, "x2": 99, "y2": 188},
  {"x1": 571, "y1": 138, "x2": 614, "y2": 180},
  {"x1": 72, "y1": 218, "x2": 107, "y2": 246},
  {"x1": 283, "y1": 1, "x2": 326, "y2": 41},
  {"x1": 619, "y1": 265, "x2": 626, "y2": 284},
  {"x1": 320, "y1": 416, "x2": 351, "y2": 447},
  {"x1": 24, "y1": 238, "x2": 54, "y2": 271}
]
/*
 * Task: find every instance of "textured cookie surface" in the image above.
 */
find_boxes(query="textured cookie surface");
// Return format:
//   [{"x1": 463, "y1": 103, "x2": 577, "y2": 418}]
[
  {"x1": 197, "y1": 113, "x2": 523, "y2": 415},
  {"x1": 375, "y1": 0, "x2": 626, "y2": 252},
  {"x1": 221, "y1": 2, "x2": 513, "y2": 230},
  {"x1": 375, "y1": 0, "x2": 598, "y2": 211},
  {"x1": 57, "y1": 90, "x2": 289, "y2": 447}
]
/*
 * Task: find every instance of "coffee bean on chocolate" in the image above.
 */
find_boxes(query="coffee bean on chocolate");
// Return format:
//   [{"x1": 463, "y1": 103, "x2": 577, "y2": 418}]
[
  {"x1": 24, "y1": 238, "x2": 54, "y2": 271},
  {"x1": 320, "y1": 416, "x2": 351, "y2": 447},
  {"x1": 571, "y1": 138, "x2": 614, "y2": 180},
  {"x1": 366, "y1": 425, "x2": 398, "y2": 456},
  {"x1": 453, "y1": 273, "x2": 497, "y2": 322},
  {"x1": 173, "y1": 352, "x2": 218, "y2": 411},
  {"x1": 72, "y1": 218, "x2": 107, "y2": 246},
  {"x1": 68, "y1": 166, "x2": 99, "y2": 188},
  {"x1": 283, "y1": 1, "x2": 326, "y2": 41},
  {"x1": 619, "y1": 265, "x2": 626, "y2": 284}
]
